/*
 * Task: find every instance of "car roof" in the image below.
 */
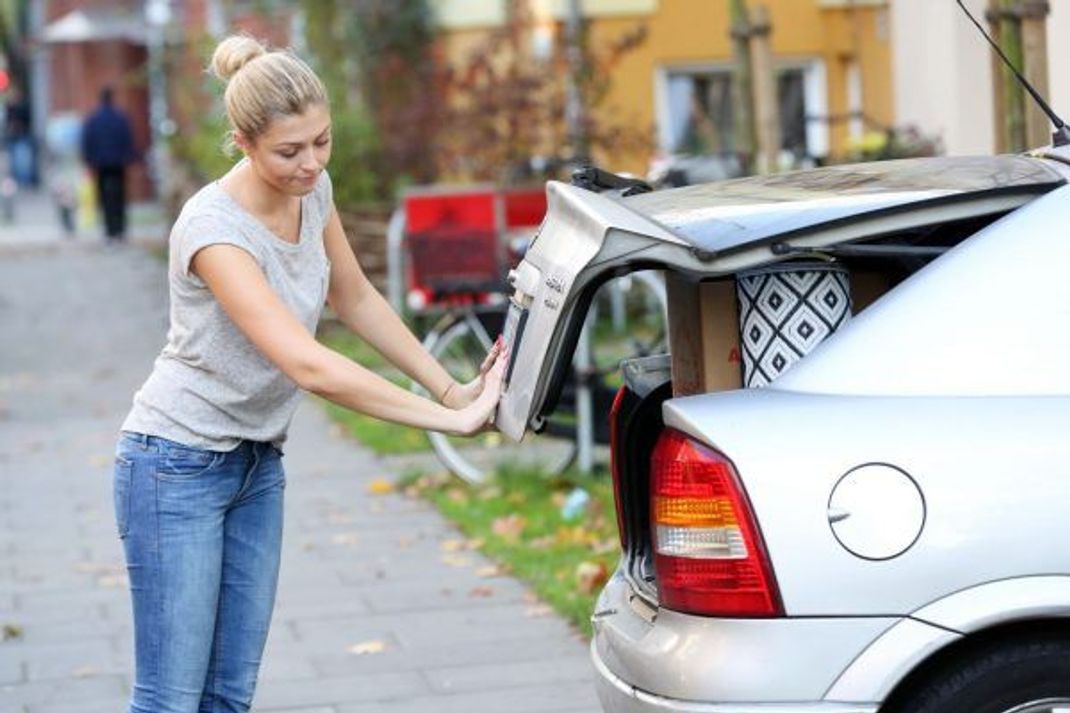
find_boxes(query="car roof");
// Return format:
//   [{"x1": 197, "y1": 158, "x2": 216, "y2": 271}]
[{"x1": 623, "y1": 155, "x2": 1065, "y2": 255}]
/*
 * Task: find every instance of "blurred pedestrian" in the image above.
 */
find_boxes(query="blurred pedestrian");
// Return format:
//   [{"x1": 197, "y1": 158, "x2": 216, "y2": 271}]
[
  {"x1": 113, "y1": 35, "x2": 506, "y2": 713},
  {"x1": 81, "y1": 87, "x2": 134, "y2": 241},
  {"x1": 4, "y1": 86, "x2": 36, "y2": 189}
]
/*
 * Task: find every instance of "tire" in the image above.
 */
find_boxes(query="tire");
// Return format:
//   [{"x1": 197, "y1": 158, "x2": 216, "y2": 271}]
[
  {"x1": 420, "y1": 313, "x2": 576, "y2": 484},
  {"x1": 884, "y1": 637, "x2": 1070, "y2": 713}
]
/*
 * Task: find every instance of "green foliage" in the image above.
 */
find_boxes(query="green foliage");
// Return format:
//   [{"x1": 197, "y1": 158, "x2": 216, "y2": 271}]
[
  {"x1": 167, "y1": 33, "x2": 237, "y2": 182},
  {"x1": 300, "y1": 0, "x2": 433, "y2": 204},
  {"x1": 351, "y1": 0, "x2": 441, "y2": 186},
  {"x1": 404, "y1": 465, "x2": 620, "y2": 637},
  {"x1": 171, "y1": 111, "x2": 239, "y2": 183},
  {"x1": 326, "y1": 107, "x2": 386, "y2": 209},
  {"x1": 434, "y1": 1, "x2": 650, "y2": 183}
]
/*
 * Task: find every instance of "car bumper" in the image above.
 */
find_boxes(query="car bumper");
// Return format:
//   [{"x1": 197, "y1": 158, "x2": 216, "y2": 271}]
[
  {"x1": 590, "y1": 572, "x2": 888, "y2": 713},
  {"x1": 593, "y1": 644, "x2": 877, "y2": 713}
]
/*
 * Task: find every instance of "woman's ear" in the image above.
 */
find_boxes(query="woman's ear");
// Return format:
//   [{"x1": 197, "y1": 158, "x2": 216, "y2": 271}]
[{"x1": 232, "y1": 131, "x2": 251, "y2": 155}]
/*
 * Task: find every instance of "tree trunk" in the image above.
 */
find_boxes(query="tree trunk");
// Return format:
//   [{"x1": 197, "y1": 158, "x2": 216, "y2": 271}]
[
  {"x1": 1020, "y1": 1, "x2": 1051, "y2": 147},
  {"x1": 729, "y1": 0, "x2": 755, "y2": 173},
  {"x1": 998, "y1": 0, "x2": 1027, "y2": 152},
  {"x1": 748, "y1": 4, "x2": 779, "y2": 173}
]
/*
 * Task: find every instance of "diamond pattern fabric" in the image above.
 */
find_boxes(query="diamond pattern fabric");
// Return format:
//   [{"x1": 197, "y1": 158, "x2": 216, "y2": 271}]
[{"x1": 737, "y1": 263, "x2": 852, "y2": 388}]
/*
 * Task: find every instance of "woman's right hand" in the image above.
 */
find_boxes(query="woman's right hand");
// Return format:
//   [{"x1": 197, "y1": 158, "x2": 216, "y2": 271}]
[{"x1": 451, "y1": 350, "x2": 507, "y2": 436}]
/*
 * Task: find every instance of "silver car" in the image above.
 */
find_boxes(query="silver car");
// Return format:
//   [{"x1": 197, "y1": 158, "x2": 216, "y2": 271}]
[{"x1": 496, "y1": 150, "x2": 1070, "y2": 713}]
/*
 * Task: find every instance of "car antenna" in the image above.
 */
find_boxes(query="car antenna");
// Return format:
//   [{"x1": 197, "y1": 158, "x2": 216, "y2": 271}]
[{"x1": 956, "y1": 0, "x2": 1070, "y2": 147}]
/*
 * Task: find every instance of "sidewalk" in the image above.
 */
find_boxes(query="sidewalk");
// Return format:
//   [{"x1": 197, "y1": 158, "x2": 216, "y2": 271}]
[
  {"x1": 0, "y1": 207, "x2": 600, "y2": 711},
  {"x1": 0, "y1": 188, "x2": 166, "y2": 251}
]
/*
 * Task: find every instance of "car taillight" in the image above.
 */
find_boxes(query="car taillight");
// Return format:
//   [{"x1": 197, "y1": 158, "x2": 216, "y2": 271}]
[
  {"x1": 651, "y1": 429, "x2": 782, "y2": 617},
  {"x1": 608, "y1": 386, "x2": 628, "y2": 550}
]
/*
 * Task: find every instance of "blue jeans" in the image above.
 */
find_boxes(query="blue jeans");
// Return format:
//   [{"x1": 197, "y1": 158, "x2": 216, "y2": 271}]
[{"x1": 114, "y1": 432, "x2": 286, "y2": 713}]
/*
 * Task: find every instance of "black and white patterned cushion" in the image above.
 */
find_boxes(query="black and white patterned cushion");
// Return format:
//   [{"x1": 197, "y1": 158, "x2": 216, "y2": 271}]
[{"x1": 737, "y1": 262, "x2": 852, "y2": 388}]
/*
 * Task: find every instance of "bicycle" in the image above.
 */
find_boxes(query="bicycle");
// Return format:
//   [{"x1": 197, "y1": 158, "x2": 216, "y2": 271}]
[
  {"x1": 414, "y1": 270, "x2": 668, "y2": 484},
  {"x1": 397, "y1": 181, "x2": 668, "y2": 484}
]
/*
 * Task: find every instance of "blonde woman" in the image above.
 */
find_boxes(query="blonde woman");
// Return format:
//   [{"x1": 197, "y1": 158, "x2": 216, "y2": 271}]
[{"x1": 114, "y1": 35, "x2": 505, "y2": 712}]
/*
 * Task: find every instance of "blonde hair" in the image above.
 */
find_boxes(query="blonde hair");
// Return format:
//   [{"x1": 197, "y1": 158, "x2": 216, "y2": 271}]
[{"x1": 209, "y1": 35, "x2": 328, "y2": 145}]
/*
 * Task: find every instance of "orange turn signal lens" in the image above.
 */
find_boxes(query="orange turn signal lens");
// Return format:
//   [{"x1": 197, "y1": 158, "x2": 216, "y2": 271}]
[{"x1": 653, "y1": 496, "x2": 739, "y2": 528}]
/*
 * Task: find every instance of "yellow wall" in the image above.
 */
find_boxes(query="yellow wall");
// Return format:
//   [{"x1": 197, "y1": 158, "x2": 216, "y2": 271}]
[{"x1": 437, "y1": 0, "x2": 894, "y2": 176}]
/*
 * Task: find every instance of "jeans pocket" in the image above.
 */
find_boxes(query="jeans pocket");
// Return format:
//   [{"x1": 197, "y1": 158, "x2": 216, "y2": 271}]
[
  {"x1": 114, "y1": 457, "x2": 133, "y2": 538},
  {"x1": 157, "y1": 442, "x2": 224, "y2": 479}
]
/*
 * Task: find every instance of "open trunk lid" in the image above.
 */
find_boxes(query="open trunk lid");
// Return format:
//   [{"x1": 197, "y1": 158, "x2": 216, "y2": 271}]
[{"x1": 495, "y1": 155, "x2": 1065, "y2": 440}]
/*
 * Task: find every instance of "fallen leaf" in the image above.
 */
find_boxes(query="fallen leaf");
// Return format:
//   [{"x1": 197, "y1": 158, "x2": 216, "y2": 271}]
[
  {"x1": 575, "y1": 561, "x2": 609, "y2": 594},
  {"x1": 446, "y1": 488, "x2": 469, "y2": 504},
  {"x1": 331, "y1": 533, "x2": 360, "y2": 546},
  {"x1": 475, "y1": 565, "x2": 504, "y2": 578},
  {"x1": 441, "y1": 554, "x2": 472, "y2": 568},
  {"x1": 366, "y1": 478, "x2": 394, "y2": 495},
  {"x1": 347, "y1": 640, "x2": 387, "y2": 655},
  {"x1": 529, "y1": 535, "x2": 555, "y2": 550},
  {"x1": 491, "y1": 514, "x2": 527, "y2": 543},
  {"x1": 2, "y1": 624, "x2": 22, "y2": 641},
  {"x1": 72, "y1": 665, "x2": 98, "y2": 678},
  {"x1": 525, "y1": 604, "x2": 553, "y2": 618},
  {"x1": 440, "y1": 538, "x2": 467, "y2": 552},
  {"x1": 468, "y1": 585, "x2": 495, "y2": 598},
  {"x1": 593, "y1": 538, "x2": 619, "y2": 555}
]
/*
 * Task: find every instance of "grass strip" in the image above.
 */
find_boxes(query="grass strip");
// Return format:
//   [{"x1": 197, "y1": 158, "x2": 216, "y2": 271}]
[{"x1": 400, "y1": 466, "x2": 620, "y2": 637}]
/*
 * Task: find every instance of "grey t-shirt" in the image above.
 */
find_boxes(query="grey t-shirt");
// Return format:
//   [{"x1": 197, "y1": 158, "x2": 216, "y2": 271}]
[{"x1": 122, "y1": 164, "x2": 334, "y2": 451}]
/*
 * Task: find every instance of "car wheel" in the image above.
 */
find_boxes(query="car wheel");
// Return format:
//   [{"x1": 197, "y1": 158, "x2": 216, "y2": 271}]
[{"x1": 884, "y1": 638, "x2": 1070, "y2": 713}]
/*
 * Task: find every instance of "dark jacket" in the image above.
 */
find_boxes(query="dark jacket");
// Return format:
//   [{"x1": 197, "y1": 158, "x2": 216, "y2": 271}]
[{"x1": 81, "y1": 104, "x2": 134, "y2": 169}]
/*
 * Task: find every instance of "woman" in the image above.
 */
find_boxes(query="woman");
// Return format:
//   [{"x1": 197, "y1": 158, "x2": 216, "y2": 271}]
[{"x1": 114, "y1": 35, "x2": 505, "y2": 713}]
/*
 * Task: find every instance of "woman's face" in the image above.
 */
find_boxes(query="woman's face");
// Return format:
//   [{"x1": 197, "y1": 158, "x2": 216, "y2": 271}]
[{"x1": 240, "y1": 103, "x2": 332, "y2": 196}]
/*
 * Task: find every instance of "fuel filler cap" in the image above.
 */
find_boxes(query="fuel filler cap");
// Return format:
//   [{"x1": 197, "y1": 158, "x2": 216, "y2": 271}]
[{"x1": 828, "y1": 464, "x2": 925, "y2": 560}]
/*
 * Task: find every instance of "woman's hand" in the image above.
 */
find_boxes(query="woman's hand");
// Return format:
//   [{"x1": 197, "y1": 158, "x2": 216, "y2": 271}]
[
  {"x1": 450, "y1": 350, "x2": 507, "y2": 436},
  {"x1": 442, "y1": 337, "x2": 504, "y2": 409}
]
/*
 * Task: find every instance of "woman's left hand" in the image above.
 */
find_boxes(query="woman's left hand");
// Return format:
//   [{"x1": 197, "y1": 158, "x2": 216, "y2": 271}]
[{"x1": 442, "y1": 337, "x2": 504, "y2": 409}]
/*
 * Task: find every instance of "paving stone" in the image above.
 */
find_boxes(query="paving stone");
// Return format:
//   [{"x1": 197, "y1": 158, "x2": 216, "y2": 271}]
[
  {"x1": 424, "y1": 656, "x2": 597, "y2": 694},
  {"x1": 254, "y1": 671, "x2": 429, "y2": 708},
  {"x1": 0, "y1": 674, "x2": 127, "y2": 708},
  {"x1": 334, "y1": 680, "x2": 602, "y2": 713}
]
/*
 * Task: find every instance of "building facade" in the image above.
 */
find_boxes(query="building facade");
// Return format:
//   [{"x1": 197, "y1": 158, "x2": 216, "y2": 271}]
[
  {"x1": 433, "y1": 0, "x2": 896, "y2": 175},
  {"x1": 891, "y1": 0, "x2": 1069, "y2": 156}
]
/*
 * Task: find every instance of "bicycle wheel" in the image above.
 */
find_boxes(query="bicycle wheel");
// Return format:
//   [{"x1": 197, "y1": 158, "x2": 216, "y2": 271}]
[{"x1": 422, "y1": 312, "x2": 577, "y2": 484}]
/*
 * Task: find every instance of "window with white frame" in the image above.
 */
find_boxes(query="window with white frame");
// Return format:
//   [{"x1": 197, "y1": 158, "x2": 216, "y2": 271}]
[{"x1": 657, "y1": 60, "x2": 828, "y2": 166}]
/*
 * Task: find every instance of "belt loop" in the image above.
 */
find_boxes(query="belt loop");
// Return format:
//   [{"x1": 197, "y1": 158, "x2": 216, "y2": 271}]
[{"x1": 123, "y1": 431, "x2": 151, "y2": 450}]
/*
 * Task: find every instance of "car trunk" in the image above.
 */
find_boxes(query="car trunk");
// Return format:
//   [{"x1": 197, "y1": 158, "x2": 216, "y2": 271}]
[{"x1": 491, "y1": 154, "x2": 1068, "y2": 605}]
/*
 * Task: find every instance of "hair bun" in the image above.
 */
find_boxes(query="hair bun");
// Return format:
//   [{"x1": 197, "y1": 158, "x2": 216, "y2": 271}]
[{"x1": 210, "y1": 35, "x2": 267, "y2": 81}]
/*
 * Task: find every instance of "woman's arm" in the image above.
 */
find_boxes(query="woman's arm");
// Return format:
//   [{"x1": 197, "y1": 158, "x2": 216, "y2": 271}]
[
  {"x1": 190, "y1": 243, "x2": 502, "y2": 436},
  {"x1": 322, "y1": 206, "x2": 484, "y2": 406}
]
